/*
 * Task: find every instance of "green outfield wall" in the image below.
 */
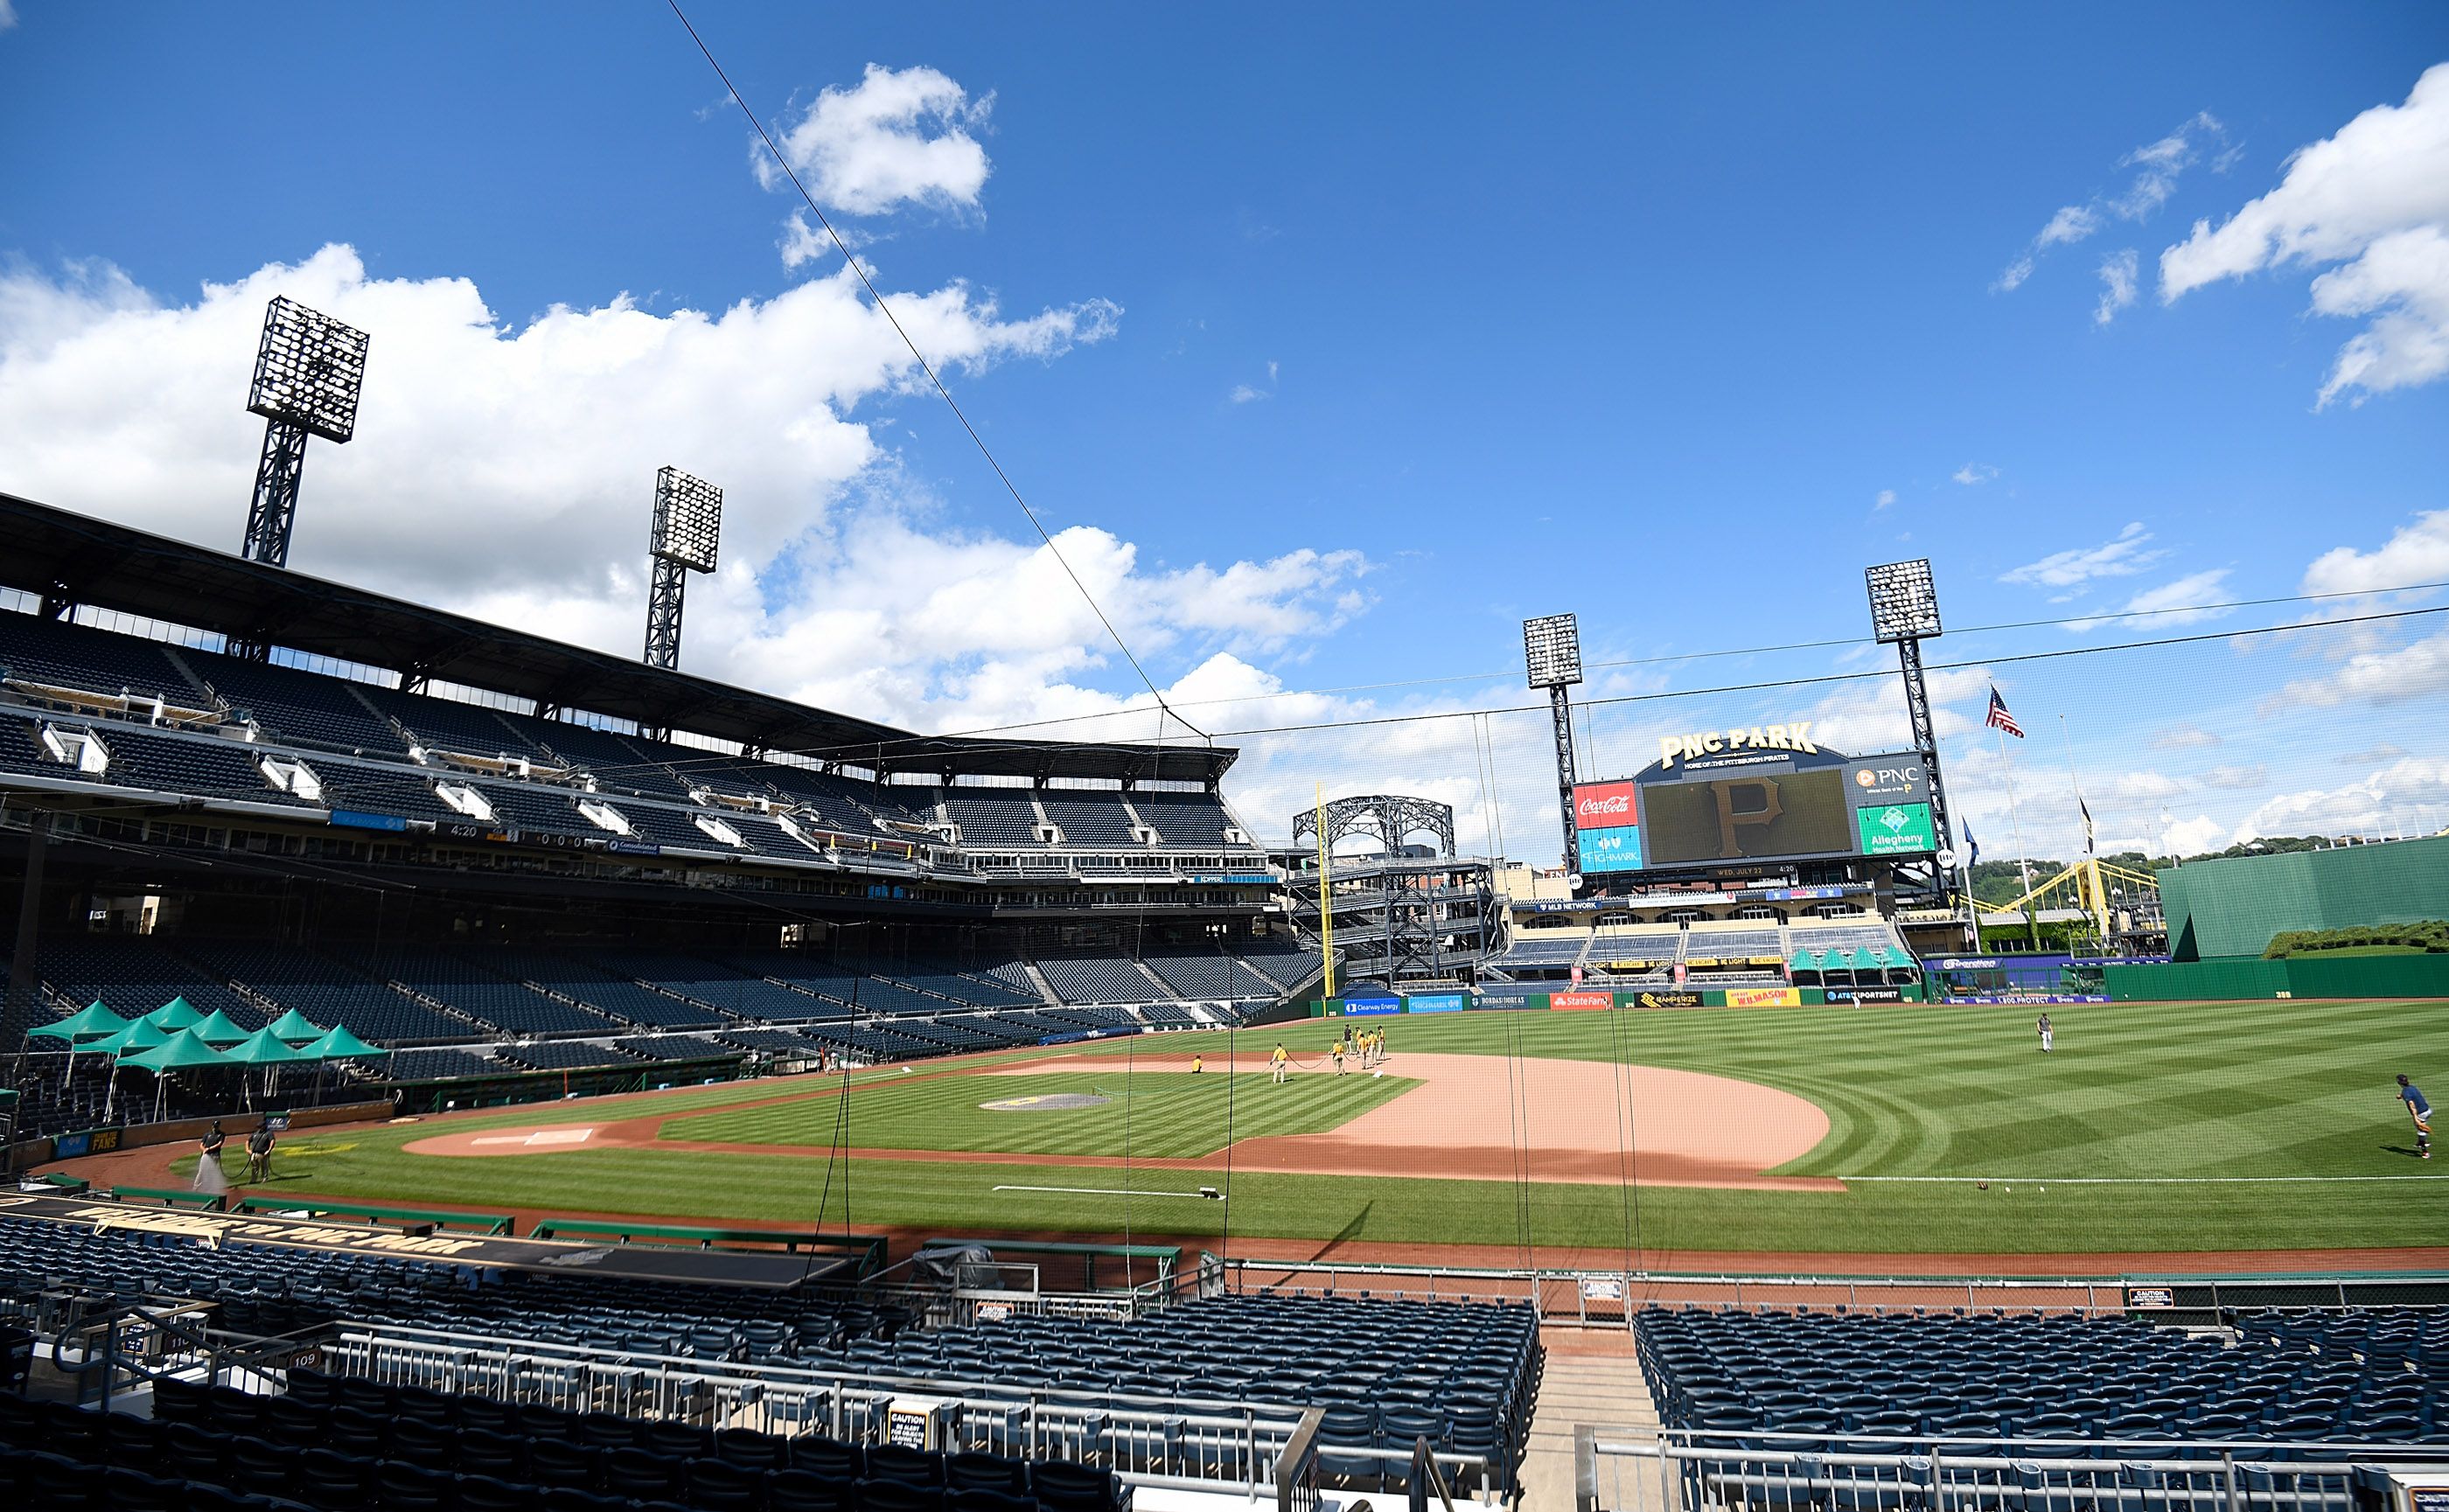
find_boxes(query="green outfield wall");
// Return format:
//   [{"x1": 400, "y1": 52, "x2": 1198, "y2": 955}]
[
  {"x1": 2159, "y1": 834, "x2": 2449, "y2": 960},
  {"x1": 2104, "y1": 953, "x2": 2449, "y2": 1000}
]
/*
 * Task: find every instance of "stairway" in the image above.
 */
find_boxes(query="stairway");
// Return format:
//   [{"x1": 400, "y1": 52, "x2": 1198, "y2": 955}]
[{"x1": 1520, "y1": 1335, "x2": 1659, "y2": 1512}]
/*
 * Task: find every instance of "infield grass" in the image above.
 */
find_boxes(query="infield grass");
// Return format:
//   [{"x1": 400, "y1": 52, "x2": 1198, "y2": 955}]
[
  {"x1": 217, "y1": 996, "x2": 2449, "y2": 1257},
  {"x1": 666, "y1": 1070, "x2": 1417, "y2": 1157}
]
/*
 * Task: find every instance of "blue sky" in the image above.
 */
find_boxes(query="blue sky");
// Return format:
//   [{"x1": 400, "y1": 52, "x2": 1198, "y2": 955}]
[{"x1": 3, "y1": 3, "x2": 2447, "y2": 859}]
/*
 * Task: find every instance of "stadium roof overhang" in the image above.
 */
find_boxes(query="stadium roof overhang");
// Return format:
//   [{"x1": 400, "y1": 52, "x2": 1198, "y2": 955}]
[{"x1": 0, "y1": 492, "x2": 1231, "y2": 785}]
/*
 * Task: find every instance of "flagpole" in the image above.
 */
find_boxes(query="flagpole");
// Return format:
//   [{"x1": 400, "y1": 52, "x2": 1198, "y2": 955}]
[
  {"x1": 1995, "y1": 721, "x2": 2039, "y2": 950},
  {"x1": 2060, "y1": 713, "x2": 2109, "y2": 951}
]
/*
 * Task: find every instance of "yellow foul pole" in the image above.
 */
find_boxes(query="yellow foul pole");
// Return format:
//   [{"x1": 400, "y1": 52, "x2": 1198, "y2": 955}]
[{"x1": 1316, "y1": 784, "x2": 1336, "y2": 1001}]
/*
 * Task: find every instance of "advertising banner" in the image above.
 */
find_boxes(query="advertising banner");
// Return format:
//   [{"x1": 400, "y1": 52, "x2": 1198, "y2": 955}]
[
  {"x1": 1855, "y1": 801, "x2": 1937, "y2": 855},
  {"x1": 1405, "y1": 993, "x2": 1468, "y2": 1014},
  {"x1": 1547, "y1": 991, "x2": 1612, "y2": 1011},
  {"x1": 1576, "y1": 826, "x2": 1643, "y2": 873},
  {"x1": 1340, "y1": 996, "x2": 1402, "y2": 1016},
  {"x1": 329, "y1": 809, "x2": 409, "y2": 833},
  {"x1": 1727, "y1": 986, "x2": 1802, "y2": 1007},
  {"x1": 1823, "y1": 986, "x2": 1906, "y2": 1004},
  {"x1": 1571, "y1": 780, "x2": 1641, "y2": 828},
  {"x1": 1476, "y1": 993, "x2": 1546, "y2": 1011},
  {"x1": 1627, "y1": 989, "x2": 1703, "y2": 1009},
  {"x1": 1844, "y1": 759, "x2": 1929, "y2": 804}
]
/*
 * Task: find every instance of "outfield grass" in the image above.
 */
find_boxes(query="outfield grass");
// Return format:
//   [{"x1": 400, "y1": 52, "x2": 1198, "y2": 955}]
[
  {"x1": 666, "y1": 1070, "x2": 1417, "y2": 1158},
  {"x1": 216, "y1": 997, "x2": 2449, "y2": 1257}
]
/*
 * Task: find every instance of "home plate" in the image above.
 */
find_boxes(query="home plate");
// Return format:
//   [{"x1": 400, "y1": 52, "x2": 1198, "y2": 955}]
[{"x1": 470, "y1": 1127, "x2": 596, "y2": 1149}]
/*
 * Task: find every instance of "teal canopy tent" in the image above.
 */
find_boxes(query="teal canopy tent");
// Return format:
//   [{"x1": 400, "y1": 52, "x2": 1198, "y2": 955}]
[
  {"x1": 144, "y1": 997, "x2": 203, "y2": 1032},
  {"x1": 229, "y1": 1027, "x2": 319, "y2": 1066},
  {"x1": 187, "y1": 1008, "x2": 254, "y2": 1045},
  {"x1": 118, "y1": 1029, "x2": 237, "y2": 1072},
  {"x1": 264, "y1": 1009, "x2": 324, "y2": 1043},
  {"x1": 26, "y1": 1000, "x2": 127, "y2": 1042},
  {"x1": 303, "y1": 1024, "x2": 386, "y2": 1060}
]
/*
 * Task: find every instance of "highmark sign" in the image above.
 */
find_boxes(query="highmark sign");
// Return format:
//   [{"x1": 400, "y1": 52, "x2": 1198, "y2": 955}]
[{"x1": 1657, "y1": 721, "x2": 1818, "y2": 770}]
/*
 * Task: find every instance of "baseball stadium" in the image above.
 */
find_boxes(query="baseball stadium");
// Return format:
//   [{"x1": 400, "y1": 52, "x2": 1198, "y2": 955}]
[{"x1": 6, "y1": 17, "x2": 2449, "y2": 1512}]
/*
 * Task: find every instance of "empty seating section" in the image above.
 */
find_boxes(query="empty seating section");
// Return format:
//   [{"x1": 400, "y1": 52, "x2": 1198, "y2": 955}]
[
  {"x1": 603, "y1": 950, "x2": 840, "y2": 1022},
  {"x1": 1637, "y1": 1306, "x2": 2448, "y2": 1442},
  {"x1": 361, "y1": 686, "x2": 539, "y2": 756},
  {"x1": 616, "y1": 1035, "x2": 740, "y2": 1063},
  {"x1": 737, "y1": 953, "x2": 949, "y2": 1016},
  {"x1": 358, "y1": 1048, "x2": 500, "y2": 1082},
  {"x1": 1237, "y1": 937, "x2": 1320, "y2": 990},
  {"x1": 313, "y1": 763, "x2": 458, "y2": 823},
  {"x1": 184, "y1": 646, "x2": 408, "y2": 753},
  {"x1": 612, "y1": 798, "x2": 750, "y2": 852},
  {"x1": 1490, "y1": 932, "x2": 1590, "y2": 973},
  {"x1": 1040, "y1": 794, "x2": 1138, "y2": 847},
  {"x1": 328, "y1": 945, "x2": 611, "y2": 1035},
  {"x1": 834, "y1": 1295, "x2": 1539, "y2": 1489},
  {"x1": 0, "y1": 1213, "x2": 883, "y2": 1357},
  {"x1": 1681, "y1": 924, "x2": 1783, "y2": 963},
  {"x1": 0, "y1": 609, "x2": 201, "y2": 701},
  {"x1": 187, "y1": 943, "x2": 469, "y2": 1045},
  {"x1": 520, "y1": 719, "x2": 695, "y2": 797},
  {"x1": 880, "y1": 959, "x2": 1040, "y2": 1008},
  {"x1": 492, "y1": 949, "x2": 728, "y2": 1029},
  {"x1": 0, "y1": 1372, "x2": 1132, "y2": 1512},
  {"x1": 715, "y1": 1028, "x2": 827, "y2": 1055},
  {"x1": 1036, "y1": 954, "x2": 1162, "y2": 1005},
  {"x1": 470, "y1": 782, "x2": 607, "y2": 840},
  {"x1": 759, "y1": 766, "x2": 938, "y2": 832},
  {"x1": 1135, "y1": 949, "x2": 1279, "y2": 1000},
  {"x1": 87, "y1": 725, "x2": 309, "y2": 804},
  {"x1": 944, "y1": 786, "x2": 1043, "y2": 846},
  {"x1": 28, "y1": 937, "x2": 266, "y2": 1032},
  {"x1": 0, "y1": 713, "x2": 64, "y2": 781},
  {"x1": 497, "y1": 1040, "x2": 636, "y2": 1072},
  {"x1": 1133, "y1": 788, "x2": 1239, "y2": 845}
]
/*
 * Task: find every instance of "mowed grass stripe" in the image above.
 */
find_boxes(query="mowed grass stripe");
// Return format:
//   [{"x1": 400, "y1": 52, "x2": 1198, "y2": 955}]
[
  {"x1": 235, "y1": 998, "x2": 2449, "y2": 1254},
  {"x1": 664, "y1": 1072, "x2": 1415, "y2": 1160}
]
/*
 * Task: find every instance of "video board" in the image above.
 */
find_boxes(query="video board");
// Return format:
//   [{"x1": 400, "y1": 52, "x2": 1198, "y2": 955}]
[{"x1": 1569, "y1": 742, "x2": 1935, "y2": 874}]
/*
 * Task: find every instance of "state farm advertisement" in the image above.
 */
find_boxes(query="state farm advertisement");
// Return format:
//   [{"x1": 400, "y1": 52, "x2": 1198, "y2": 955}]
[
  {"x1": 1572, "y1": 781, "x2": 1640, "y2": 828},
  {"x1": 1548, "y1": 991, "x2": 1613, "y2": 1011}
]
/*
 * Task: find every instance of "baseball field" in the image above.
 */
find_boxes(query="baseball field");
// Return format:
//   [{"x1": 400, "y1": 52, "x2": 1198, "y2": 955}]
[{"x1": 178, "y1": 995, "x2": 2449, "y2": 1264}]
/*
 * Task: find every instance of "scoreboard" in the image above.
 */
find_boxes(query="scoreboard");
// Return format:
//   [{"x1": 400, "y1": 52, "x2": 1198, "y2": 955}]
[{"x1": 1572, "y1": 735, "x2": 1936, "y2": 874}]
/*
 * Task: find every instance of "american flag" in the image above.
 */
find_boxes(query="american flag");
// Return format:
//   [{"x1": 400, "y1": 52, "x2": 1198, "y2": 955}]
[{"x1": 1985, "y1": 686, "x2": 2024, "y2": 738}]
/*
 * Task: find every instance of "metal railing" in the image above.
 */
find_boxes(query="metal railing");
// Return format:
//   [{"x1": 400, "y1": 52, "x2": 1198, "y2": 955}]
[
  {"x1": 1221, "y1": 1258, "x2": 2449, "y2": 1324},
  {"x1": 326, "y1": 1322, "x2": 1320, "y2": 1495},
  {"x1": 1578, "y1": 1427, "x2": 2449, "y2": 1512},
  {"x1": 25, "y1": 1289, "x2": 331, "y2": 1408}
]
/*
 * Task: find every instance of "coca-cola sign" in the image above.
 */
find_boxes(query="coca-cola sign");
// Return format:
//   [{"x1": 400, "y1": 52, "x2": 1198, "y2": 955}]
[{"x1": 1572, "y1": 781, "x2": 1640, "y2": 826}]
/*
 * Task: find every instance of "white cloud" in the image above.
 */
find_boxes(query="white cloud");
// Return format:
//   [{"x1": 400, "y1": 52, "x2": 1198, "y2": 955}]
[
  {"x1": 2234, "y1": 756, "x2": 2449, "y2": 841},
  {"x1": 2111, "y1": 568, "x2": 2233, "y2": 626},
  {"x1": 2264, "y1": 628, "x2": 2449, "y2": 712},
  {"x1": 0, "y1": 2, "x2": 16, "y2": 31},
  {"x1": 2161, "y1": 814, "x2": 2229, "y2": 855},
  {"x1": 2094, "y1": 248, "x2": 2139, "y2": 325},
  {"x1": 2338, "y1": 742, "x2": 2408, "y2": 764},
  {"x1": 2159, "y1": 65, "x2": 2449, "y2": 405},
  {"x1": 2196, "y1": 763, "x2": 2269, "y2": 790},
  {"x1": 2302, "y1": 510, "x2": 2449, "y2": 597},
  {"x1": 1951, "y1": 463, "x2": 1999, "y2": 485},
  {"x1": 1874, "y1": 489, "x2": 1897, "y2": 510},
  {"x1": 0, "y1": 244, "x2": 1375, "y2": 742},
  {"x1": 2150, "y1": 724, "x2": 2222, "y2": 750},
  {"x1": 2000, "y1": 521, "x2": 2166, "y2": 589},
  {"x1": 1228, "y1": 384, "x2": 1267, "y2": 404},
  {"x1": 760, "y1": 63, "x2": 994, "y2": 219},
  {"x1": 1999, "y1": 113, "x2": 2227, "y2": 291}
]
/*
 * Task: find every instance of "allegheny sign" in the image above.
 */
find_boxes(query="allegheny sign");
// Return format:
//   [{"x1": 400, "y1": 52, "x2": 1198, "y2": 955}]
[{"x1": 1856, "y1": 802, "x2": 1936, "y2": 855}]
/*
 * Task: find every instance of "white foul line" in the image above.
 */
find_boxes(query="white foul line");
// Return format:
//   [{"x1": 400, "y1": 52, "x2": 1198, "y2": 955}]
[
  {"x1": 993, "y1": 1184, "x2": 1219, "y2": 1200},
  {"x1": 1841, "y1": 1173, "x2": 2444, "y2": 1185}
]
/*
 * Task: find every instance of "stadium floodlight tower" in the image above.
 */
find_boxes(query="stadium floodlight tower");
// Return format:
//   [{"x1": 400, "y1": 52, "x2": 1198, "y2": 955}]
[
  {"x1": 240, "y1": 296, "x2": 370, "y2": 571},
  {"x1": 644, "y1": 465, "x2": 722, "y2": 672},
  {"x1": 1523, "y1": 612, "x2": 1585, "y2": 884},
  {"x1": 1865, "y1": 558, "x2": 1957, "y2": 883}
]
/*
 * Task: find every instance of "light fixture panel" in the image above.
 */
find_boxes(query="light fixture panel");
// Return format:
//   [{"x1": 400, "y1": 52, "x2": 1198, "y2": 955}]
[
  {"x1": 651, "y1": 466, "x2": 723, "y2": 573},
  {"x1": 1866, "y1": 558, "x2": 1942, "y2": 643},
  {"x1": 1523, "y1": 612, "x2": 1584, "y2": 688},
  {"x1": 246, "y1": 296, "x2": 371, "y2": 443}
]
